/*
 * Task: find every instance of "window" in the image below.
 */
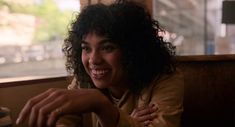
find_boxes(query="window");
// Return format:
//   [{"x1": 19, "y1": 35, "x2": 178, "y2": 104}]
[
  {"x1": 152, "y1": 0, "x2": 235, "y2": 55},
  {"x1": 0, "y1": 0, "x2": 80, "y2": 81}
]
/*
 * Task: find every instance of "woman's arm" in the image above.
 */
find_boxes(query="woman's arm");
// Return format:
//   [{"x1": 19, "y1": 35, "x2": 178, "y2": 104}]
[{"x1": 16, "y1": 88, "x2": 119, "y2": 127}]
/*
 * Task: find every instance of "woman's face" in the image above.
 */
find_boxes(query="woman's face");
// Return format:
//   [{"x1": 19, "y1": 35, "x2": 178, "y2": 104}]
[{"x1": 81, "y1": 33, "x2": 125, "y2": 89}]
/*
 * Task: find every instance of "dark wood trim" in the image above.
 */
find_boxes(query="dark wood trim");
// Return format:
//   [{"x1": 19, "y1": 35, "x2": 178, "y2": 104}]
[
  {"x1": 176, "y1": 54, "x2": 235, "y2": 62},
  {"x1": 145, "y1": 0, "x2": 153, "y2": 16},
  {"x1": 0, "y1": 76, "x2": 69, "y2": 88}
]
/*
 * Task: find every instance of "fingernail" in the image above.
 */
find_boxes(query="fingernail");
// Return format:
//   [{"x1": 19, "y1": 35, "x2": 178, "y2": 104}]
[
  {"x1": 151, "y1": 112, "x2": 157, "y2": 117},
  {"x1": 16, "y1": 118, "x2": 20, "y2": 125},
  {"x1": 144, "y1": 120, "x2": 151, "y2": 125},
  {"x1": 152, "y1": 106, "x2": 158, "y2": 111},
  {"x1": 151, "y1": 103, "x2": 157, "y2": 109}
]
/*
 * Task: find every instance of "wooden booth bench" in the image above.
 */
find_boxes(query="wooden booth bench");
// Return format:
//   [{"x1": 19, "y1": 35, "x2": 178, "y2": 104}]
[
  {"x1": 178, "y1": 55, "x2": 235, "y2": 127},
  {"x1": 0, "y1": 55, "x2": 234, "y2": 127}
]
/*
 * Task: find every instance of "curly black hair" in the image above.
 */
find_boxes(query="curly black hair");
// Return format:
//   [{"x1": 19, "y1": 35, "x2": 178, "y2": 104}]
[{"x1": 63, "y1": 1, "x2": 176, "y2": 94}]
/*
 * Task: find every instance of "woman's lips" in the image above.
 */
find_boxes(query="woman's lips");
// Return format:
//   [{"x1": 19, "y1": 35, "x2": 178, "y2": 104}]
[{"x1": 91, "y1": 69, "x2": 109, "y2": 79}]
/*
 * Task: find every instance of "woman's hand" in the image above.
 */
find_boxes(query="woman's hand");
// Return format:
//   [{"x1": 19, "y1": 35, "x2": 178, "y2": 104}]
[
  {"x1": 16, "y1": 88, "x2": 118, "y2": 127},
  {"x1": 130, "y1": 103, "x2": 158, "y2": 126}
]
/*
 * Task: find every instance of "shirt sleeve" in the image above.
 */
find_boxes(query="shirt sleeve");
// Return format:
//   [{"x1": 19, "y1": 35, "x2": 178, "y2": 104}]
[
  {"x1": 56, "y1": 115, "x2": 82, "y2": 127},
  {"x1": 116, "y1": 109, "x2": 143, "y2": 127},
  {"x1": 149, "y1": 70, "x2": 184, "y2": 127}
]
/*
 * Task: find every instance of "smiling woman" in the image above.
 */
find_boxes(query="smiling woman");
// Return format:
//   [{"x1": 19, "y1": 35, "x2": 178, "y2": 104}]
[
  {"x1": 1, "y1": 1, "x2": 234, "y2": 127},
  {"x1": 16, "y1": 1, "x2": 184, "y2": 127}
]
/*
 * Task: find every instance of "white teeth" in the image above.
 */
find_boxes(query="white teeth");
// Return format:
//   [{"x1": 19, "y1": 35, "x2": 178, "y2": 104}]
[{"x1": 91, "y1": 70, "x2": 109, "y2": 75}]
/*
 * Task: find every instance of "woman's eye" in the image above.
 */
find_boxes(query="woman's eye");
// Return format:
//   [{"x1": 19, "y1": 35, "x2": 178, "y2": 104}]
[
  {"x1": 101, "y1": 45, "x2": 115, "y2": 52},
  {"x1": 81, "y1": 46, "x2": 91, "y2": 52}
]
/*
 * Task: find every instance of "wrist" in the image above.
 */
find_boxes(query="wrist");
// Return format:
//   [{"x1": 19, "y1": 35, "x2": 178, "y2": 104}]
[{"x1": 94, "y1": 96, "x2": 119, "y2": 127}]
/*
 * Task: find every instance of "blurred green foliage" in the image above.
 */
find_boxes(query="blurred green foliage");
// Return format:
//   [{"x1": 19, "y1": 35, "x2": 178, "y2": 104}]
[{"x1": 0, "y1": 0, "x2": 76, "y2": 43}]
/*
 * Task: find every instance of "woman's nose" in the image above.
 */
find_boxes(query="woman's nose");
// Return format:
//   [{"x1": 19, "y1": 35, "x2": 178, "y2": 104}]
[{"x1": 89, "y1": 51, "x2": 103, "y2": 65}]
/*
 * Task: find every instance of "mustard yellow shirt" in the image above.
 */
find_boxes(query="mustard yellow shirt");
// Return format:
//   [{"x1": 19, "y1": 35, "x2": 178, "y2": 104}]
[{"x1": 57, "y1": 70, "x2": 184, "y2": 127}]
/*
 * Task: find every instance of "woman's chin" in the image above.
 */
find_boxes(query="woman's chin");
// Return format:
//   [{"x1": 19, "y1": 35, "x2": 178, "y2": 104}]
[{"x1": 92, "y1": 81, "x2": 109, "y2": 89}]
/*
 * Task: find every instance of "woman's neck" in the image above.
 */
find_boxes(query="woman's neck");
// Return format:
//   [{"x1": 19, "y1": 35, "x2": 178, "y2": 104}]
[{"x1": 108, "y1": 84, "x2": 128, "y2": 99}]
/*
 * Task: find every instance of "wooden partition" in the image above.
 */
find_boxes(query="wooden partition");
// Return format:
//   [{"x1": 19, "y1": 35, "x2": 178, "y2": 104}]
[
  {"x1": 177, "y1": 55, "x2": 235, "y2": 127},
  {"x1": 0, "y1": 77, "x2": 69, "y2": 127}
]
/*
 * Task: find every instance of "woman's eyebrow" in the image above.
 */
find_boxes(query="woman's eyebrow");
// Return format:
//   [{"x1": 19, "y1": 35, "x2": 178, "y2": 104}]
[
  {"x1": 99, "y1": 39, "x2": 112, "y2": 44},
  {"x1": 81, "y1": 39, "x2": 112, "y2": 45},
  {"x1": 81, "y1": 40, "x2": 88, "y2": 44}
]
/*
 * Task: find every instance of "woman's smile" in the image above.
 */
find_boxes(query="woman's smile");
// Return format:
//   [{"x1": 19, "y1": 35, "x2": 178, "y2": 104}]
[{"x1": 90, "y1": 68, "x2": 110, "y2": 79}]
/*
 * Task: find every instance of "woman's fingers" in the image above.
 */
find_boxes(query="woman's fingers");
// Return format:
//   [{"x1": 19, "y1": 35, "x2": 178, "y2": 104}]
[
  {"x1": 47, "y1": 108, "x2": 63, "y2": 127},
  {"x1": 135, "y1": 107, "x2": 152, "y2": 117},
  {"x1": 131, "y1": 105, "x2": 149, "y2": 117},
  {"x1": 28, "y1": 94, "x2": 57, "y2": 127},
  {"x1": 28, "y1": 105, "x2": 39, "y2": 127},
  {"x1": 131, "y1": 103, "x2": 158, "y2": 123},
  {"x1": 16, "y1": 88, "x2": 57, "y2": 125},
  {"x1": 130, "y1": 108, "x2": 137, "y2": 117},
  {"x1": 137, "y1": 112, "x2": 157, "y2": 122},
  {"x1": 17, "y1": 88, "x2": 106, "y2": 127},
  {"x1": 43, "y1": 96, "x2": 71, "y2": 127},
  {"x1": 46, "y1": 99, "x2": 73, "y2": 127},
  {"x1": 143, "y1": 120, "x2": 151, "y2": 126},
  {"x1": 36, "y1": 91, "x2": 67, "y2": 127},
  {"x1": 136, "y1": 104, "x2": 157, "y2": 117}
]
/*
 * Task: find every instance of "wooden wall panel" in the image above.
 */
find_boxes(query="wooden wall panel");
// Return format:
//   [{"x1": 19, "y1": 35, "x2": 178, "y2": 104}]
[
  {"x1": 0, "y1": 77, "x2": 68, "y2": 127},
  {"x1": 177, "y1": 55, "x2": 235, "y2": 127}
]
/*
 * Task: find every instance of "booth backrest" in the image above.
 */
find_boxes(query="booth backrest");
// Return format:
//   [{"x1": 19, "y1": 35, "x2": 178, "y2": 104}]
[
  {"x1": 177, "y1": 55, "x2": 235, "y2": 127},
  {"x1": 0, "y1": 77, "x2": 68, "y2": 127}
]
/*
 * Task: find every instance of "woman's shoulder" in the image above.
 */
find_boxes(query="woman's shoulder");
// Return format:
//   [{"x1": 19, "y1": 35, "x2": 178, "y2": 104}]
[
  {"x1": 137, "y1": 69, "x2": 184, "y2": 106},
  {"x1": 147, "y1": 68, "x2": 184, "y2": 91},
  {"x1": 155, "y1": 68, "x2": 183, "y2": 84}
]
